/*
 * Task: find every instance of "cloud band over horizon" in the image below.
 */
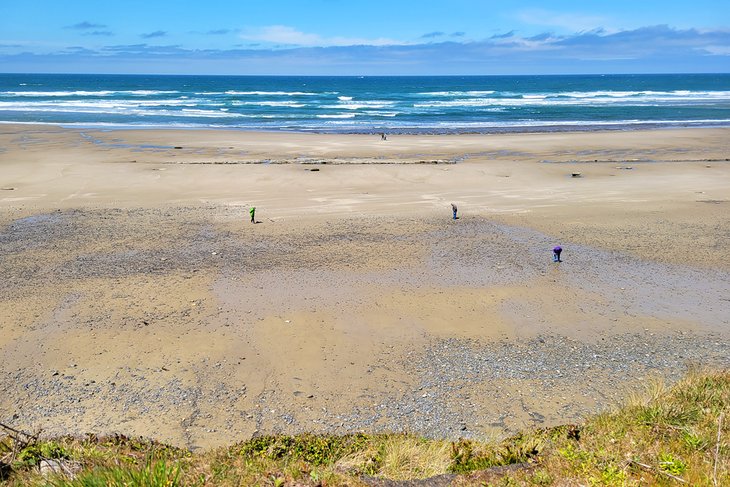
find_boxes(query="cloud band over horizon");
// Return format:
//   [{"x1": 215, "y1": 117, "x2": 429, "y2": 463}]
[{"x1": 1, "y1": 24, "x2": 729, "y2": 75}]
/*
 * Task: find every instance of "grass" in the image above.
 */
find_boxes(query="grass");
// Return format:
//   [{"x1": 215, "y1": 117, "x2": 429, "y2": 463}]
[
  {"x1": 51, "y1": 460, "x2": 181, "y2": 487},
  {"x1": 1, "y1": 368, "x2": 727, "y2": 486}
]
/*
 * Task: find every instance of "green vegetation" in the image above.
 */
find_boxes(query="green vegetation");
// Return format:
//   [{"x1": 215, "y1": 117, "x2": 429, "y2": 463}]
[{"x1": 1, "y1": 369, "x2": 727, "y2": 486}]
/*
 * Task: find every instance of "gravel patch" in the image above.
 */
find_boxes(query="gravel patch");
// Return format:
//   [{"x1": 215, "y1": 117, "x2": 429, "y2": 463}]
[{"x1": 1, "y1": 207, "x2": 728, "y2": 447}]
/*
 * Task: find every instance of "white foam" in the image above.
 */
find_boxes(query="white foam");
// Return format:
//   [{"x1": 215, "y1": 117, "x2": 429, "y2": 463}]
[
  {"x1": 231, "y1": 101, "x2": 306, "y2": 108},
  {"x1": 419, "y1": 90, "x2": 496, "y2": 97},
  {"x1": 2, "y1": 118, "x2": 729, "y2": 132},
  {"x1": 316, "y1": 113, "x2": 356, "y2": 119},
  {"x1": 549, "y1": 90, "x2": 730, "y2": 102},
  {"x1": 325, "y1": 100, "x2": 396, "y2": 110},
  {"x1": 0, "y1": 102, "x2": 245, "y2": 118},
  {"x1": 0, "y1": 90, "x2": 179, "y2": 97},
  {"x1": 0, "y1": 99, "x2": 206, "y2": 111},
  {"x1": 224, "y1": 90, "x2": 318, "y2": 96},
  {"x1": 363, "y1": 111, "x2": 399, "y2": 117},
  {"x1": 412, "y1": 91, "x2": 730, "y2": 108},
  {"x1": 413, "y1": 99, "x2": 503, "y2": 108}
]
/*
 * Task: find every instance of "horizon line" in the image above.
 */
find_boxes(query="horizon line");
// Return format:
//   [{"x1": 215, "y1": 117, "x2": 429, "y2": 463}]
[{"x1": 2, "y1": 71, "x2": 730, "y2": 77}]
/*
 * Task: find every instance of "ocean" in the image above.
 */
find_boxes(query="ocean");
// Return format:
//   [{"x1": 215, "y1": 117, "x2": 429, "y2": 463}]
[{"x1": 1, "y1": 73, "x2": 729, "y2": 133}]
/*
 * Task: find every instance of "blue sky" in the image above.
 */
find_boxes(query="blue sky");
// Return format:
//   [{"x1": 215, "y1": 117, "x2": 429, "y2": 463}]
[{"x1": 1, "y1": 0, "x2": 729, "y2": 74}]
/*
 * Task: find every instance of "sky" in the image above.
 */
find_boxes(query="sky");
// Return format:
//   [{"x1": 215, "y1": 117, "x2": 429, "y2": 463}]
[{"x1": 1, "y1": 0, "x2": 729, "y2": 75}]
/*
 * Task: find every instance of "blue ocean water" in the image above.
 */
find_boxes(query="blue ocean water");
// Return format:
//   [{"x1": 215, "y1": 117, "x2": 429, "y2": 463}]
[{"x1": 1, "y1": 73, "x2": 729, "y2": 133}]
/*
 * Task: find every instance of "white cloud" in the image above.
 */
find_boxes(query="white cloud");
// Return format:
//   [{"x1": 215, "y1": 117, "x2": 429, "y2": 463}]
[
  {"x1": 516, "y1": 9, "x2": 612, "y2": 32},
  {"x1": 702, "y1": 44, "x2": 730, "y2": 55},
  {"x1": 5, "y1": 25, "x2": 729, "y2": 75},
  {"x1": 240, "y1": 25, "x2": 403, "y2": 47}
]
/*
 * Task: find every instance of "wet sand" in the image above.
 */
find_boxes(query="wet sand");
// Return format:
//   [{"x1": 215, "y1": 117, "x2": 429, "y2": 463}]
[{"x1": 1, "y1": 125, "x2": 729, "y2": 449}]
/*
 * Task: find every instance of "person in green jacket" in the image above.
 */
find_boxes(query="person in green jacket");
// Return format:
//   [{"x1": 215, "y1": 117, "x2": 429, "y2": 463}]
[{"x1": 249, "y1": 206, "x2": 256, "y2": 223}]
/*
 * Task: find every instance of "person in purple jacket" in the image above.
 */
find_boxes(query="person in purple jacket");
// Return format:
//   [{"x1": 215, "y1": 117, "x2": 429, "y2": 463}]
[{"x1": 553, "y1": 245, "x2": 563, "y2": 262}]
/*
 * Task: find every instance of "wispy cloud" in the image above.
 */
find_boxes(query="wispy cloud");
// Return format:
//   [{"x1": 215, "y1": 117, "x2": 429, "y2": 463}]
[
  {"x1": 240, "y1": 25, "x2": 403, "y2": 47},
  {"x1": 421, "y1": 31, "x2": 445, "y2": 39},
  {"x1": 62, "y1": 46, "x2": 98, "y2": 54},
  {"x1": 141, "y1": 31, "x2": 167, "y2": 39},
  {"x1": 4, "y1": 25, "x2": 729, "y2": 75},
  {"x1": 516, "y1": 9, "x2": 611, "y2": 32},
  {"x1": 491, "y1": 31, "x2": 515, "y2": 39},
  {"x1": 527, "y1": 32, "x2": 555, "y2": 42},
  {"x1": 189, "y1": 28, "x2": 237, "y2": 36},
  {"x1": 704, "y1": 45, "x2": 730, "y2": 55},
  {"x1": 103, "y1": 43, "x2": 185, "y2": 55},
  {"x1": 83, "y1": 31, "x2": 114, "y2": 37},
  {"x1": 66, "y1": 21, "x2": 108, "y2": 31}
]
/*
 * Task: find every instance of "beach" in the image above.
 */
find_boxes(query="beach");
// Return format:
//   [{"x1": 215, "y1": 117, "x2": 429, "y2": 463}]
[{"x1": 1, "y1": 125, "x2": 729, "y2": 450}]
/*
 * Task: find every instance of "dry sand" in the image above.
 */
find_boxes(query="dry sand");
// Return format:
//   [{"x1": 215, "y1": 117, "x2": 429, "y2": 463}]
[{"x1": 1, "y1": 125, "x2": 729, "y2": 449}]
